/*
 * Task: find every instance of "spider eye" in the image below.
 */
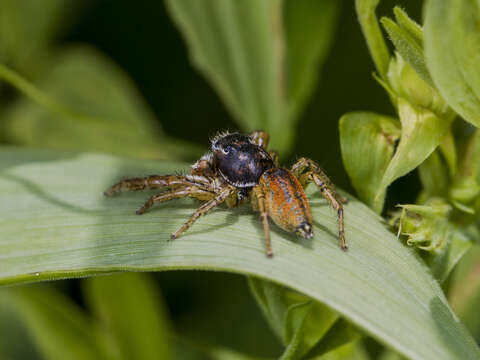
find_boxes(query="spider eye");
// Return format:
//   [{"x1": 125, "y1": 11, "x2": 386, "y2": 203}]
[{"x1": 222, "y1": 145, "x2": 232, "y2": 155}]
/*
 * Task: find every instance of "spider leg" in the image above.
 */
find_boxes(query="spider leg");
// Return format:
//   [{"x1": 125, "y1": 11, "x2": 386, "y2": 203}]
[
  {"x1": 170, "y1": 186, "x2": 234, "y2": 240},
  {"x1": 269, "y1": 151, "x2": 279, "y2": 166},
  {"x1": 136, "y1": 187, "x2": 215, "y2": 215},
  {"x1": 291, "y1": 158, "x2": 348, "y2": 204},
  {"x1": 249, "y1": 131, "x2": 278, "y2": 166},
  {"x1": 249, "y1": 130, "x2": 269, "y2": 148},
  {"x1": 104, "y1": 175, "x2": 212, "y2": 196},
  {"x1": 253, "y1": 185, "x2": 273, "y2": 257},
  {"x1": 291, "y1": 157, "x2": 348, "y2": 251}
]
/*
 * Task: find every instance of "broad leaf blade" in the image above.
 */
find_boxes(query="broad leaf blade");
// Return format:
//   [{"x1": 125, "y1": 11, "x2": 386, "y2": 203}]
[
  {"x1": 449, "y1": 245, "x2": 480, "y2": 340},
  {"x1": 339, "y1": 112, "x2": 400, "y2": 214},
  {"x1": 3, "y1": 285, "x2": 114, "y2": 360},
  {"x1": 0, "y1": 0, "x2": 76, "y2": 75},
  {"x1": 165, "y1": 0, "x2": 291, "y2": 152},
  {"x1": 302, "y1": 319, "x2": 361, "y2": 359},
  {"x1": 0, "y1": 47, "x2": 201, "y2": 160},
  {"x1": 424, "y1": 0, "x2": 480, "y2": 128},
  {"x1": 378, "y1": 99, "x2": 452, "y2": 199},
  {"x1": 285, "y1": 0, "x2": 340, "y2": 121},
  {"x1": 0, "y1": 148, "x2": 479, "y2": 360},
  {"x1": 249, "y1": 278, "x2": 339, "y2": 359}
]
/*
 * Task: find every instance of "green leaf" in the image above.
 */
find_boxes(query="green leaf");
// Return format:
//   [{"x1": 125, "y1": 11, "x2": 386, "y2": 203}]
[
  {"x1": 4, "y1": 285, "x2": 114, "y2": 360},
  {"x1": 0, "y1": 148, "x2": 479, "y2": 359},
  {"x1": 319, "y1": 342, "x2": 370, "y2": 360},
  {"x1": 249, "y1": 278, "x2": 340, "y2": 359},
  {"x1": 206, "y1": 347, "x2": 267, "y2": 360},
  {"x1": 339, "y1": 112, "x2": 400, "y2": 214},
  {"x1": 285, "y1": 0, "x2": 340, "y2": 121},
  {"x1": 0, "y1": 292, "x2": 41, "y2": 360},
  {"x1": 393, "y1": 7, "x2": 423, "y2": 45},
  {"x1": 439, "y1": 130, "x2": 457, "y2": 177},
  {"x1": 381, "y1": 16, "x2": 433, "y2": 87},
  {"x1": 301, "y1": 319, "x2": 361, "y2": 359},
  {"x1": 84, "y1": 273, "x2": 173, "y2": 360},
  {"x1": 165, "y1": 0, "x2": 339, "y2": 154},
  {"x1": 355, "y1": 0, "x2": 390, "y2": 81},
  {"x1": 0, "y1": 0, "x2": 76, "y2": 75},
  {"x1": 0, "y1": 48, "x2": 201, "y2": 160},
  {"x1": 164, "y1": 0, "x2": 290, "y2": 151},
  {"x1": 424, "y1": 0, "x2": 480, "y2": 128},
  {"x1": 377, "y1": 98, "x2": 452, "y2": 200},
  {"x1": 418, "y1": 151, "x2": 449, "y2": 198},
  {"x1": 424, "y1": 230, "x2": 472, "y2": 283},
  {"x1": 450, "y1": 129, "x2": 480, "y2": 208},
  {"x1": 449, "y1": 245, "x2": 480, "y2": 339}
]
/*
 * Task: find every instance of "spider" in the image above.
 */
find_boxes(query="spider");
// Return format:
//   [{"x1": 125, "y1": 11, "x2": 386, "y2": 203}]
[{"x1": 104, "y1": 131, "x2": 348, "y2": 257}]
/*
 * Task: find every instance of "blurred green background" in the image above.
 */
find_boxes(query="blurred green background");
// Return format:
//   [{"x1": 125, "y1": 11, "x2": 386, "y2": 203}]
[
  {"x1": 62, "y1": 0, "x2": 423, "y2": 208},
  {"x1": 6, "y1": 1, "x2": 479, "y2": 359}
]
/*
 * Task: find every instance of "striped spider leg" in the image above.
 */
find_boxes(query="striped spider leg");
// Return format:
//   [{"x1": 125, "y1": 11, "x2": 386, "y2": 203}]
[
  {"x1": 291, "y1": 157, "x2": 348, "y2": 250},
  {"x1": 104, "y1": 164, "x2": 235, "y2": 240}
]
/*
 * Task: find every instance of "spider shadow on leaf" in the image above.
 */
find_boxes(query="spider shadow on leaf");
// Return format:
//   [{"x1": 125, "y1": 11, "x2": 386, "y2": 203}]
[
  {"x1": 166, "y1": 204, "x2": 244, "y2": 238},
  {"x1": 0, "y1": 173, "x2": 100, "y2": 215},
  {"x1": 309, "y1": 200, "x2": 341, "y2": 246}
]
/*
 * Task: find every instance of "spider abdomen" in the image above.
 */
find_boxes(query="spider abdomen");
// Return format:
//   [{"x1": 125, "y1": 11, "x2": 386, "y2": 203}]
[{"x1": 260, "y1": 168, "x2": 313, "y2": 238}]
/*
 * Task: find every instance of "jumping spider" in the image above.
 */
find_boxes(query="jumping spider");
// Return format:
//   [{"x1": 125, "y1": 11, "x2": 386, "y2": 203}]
[{"x1": 104, "y1": 131, "x2": 348, "y2": 257}]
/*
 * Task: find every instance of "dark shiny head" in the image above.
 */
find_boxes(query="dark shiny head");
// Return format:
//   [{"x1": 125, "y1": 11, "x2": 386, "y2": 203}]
[{"x1": 212, "y1": 132, "x2": 274, "y2": 188}]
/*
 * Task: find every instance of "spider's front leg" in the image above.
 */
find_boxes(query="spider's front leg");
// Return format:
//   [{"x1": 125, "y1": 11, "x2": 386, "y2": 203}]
[
  {"x1": 104, "y1": 175, "x2": 212, "y2": 196},
  {"x1": 249, "y1": 130, "x2": 269, "y2": 148},
  {"x1": 170, "y1": 185, "x2": 234, "y2": 240},
  {"x1": 249, "y1": 130, "x2": 279, "y2": 166},
  {"x1": 291, "y1": 157, "x2": 348, "y2": 251}
]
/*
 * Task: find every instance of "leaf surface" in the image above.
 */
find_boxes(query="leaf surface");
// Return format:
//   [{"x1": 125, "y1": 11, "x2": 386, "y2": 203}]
[
  {"x1": 4, "y1": 285, "x2": 114, "y2": 360},
  {"x1": 284, "y1": 0, "x2": 339, "y2": 121},
  {"x1": 0, "y1": 148, "x2": 479, "y2": 360},
  {"x1": 424, "y1": 0, "x2": 480, "y2": 128},
  {"x1": 0, "y1": 48, "x2": 201, "y2": 160},
  {"x1": 378, "y1": 99, "x2": 452, "y2": 200},
  {"x1": 339, "y1": 112, "x2": 400, "y2": 214},
  {"x1": 84, "y1": 273, "x2": 173, "y2": 360},
  {"x1": 165, "y1": 0, "x2": 339, "y2": 153}
]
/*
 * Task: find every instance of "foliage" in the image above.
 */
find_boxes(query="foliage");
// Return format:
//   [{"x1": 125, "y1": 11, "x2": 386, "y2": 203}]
[
  {"x1": 341, "y1": 0, "x2": 480, "y2": 287},
  {"x1": 0, "y1": 0, "x2": 480, "y2": 359}
]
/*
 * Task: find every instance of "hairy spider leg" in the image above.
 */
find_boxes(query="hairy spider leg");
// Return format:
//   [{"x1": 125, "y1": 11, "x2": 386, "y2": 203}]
[
  {"x1": 104, "y1": 175, "x2": 212, "y2": 196},
  {"x1": 253, "y1": 185, "x2": 273, "y2": 257},
  {"x1": 249, "y1": 130, "x2": 269, "y2": 148},
  {"x1": 291, "y1": 157, "x2": 348, "y2": 251},
  {"x1": 136, "y1": 187, "x2": 216, "y2": 215},
  {"x1": 170, "y1": 186, "x2": 234, "y2": 240},
  {"x1": 269, "y1": 151, "x2": 279, "y2": 166},
  {"x1": 248, "y1": 131, "x2": 279, "y2": 166}
]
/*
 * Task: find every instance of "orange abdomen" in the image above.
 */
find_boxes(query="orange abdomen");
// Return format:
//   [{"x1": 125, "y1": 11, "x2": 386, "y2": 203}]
[{"x1": 260, "y1": 168, "x2": 312, "y2": 233}]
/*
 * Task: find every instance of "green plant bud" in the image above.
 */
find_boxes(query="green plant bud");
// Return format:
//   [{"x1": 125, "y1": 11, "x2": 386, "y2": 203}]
[
  {"x1": 399, "y1": 199, "x2": 452, "y2": 218},
  {"x1": 406, "y1": 227, "x2": 432, "y2": 246},
  {"x1": 387, "y1": 54, "x2": 448, "y2": 117},
  {"x1": 392, "y1": 200, "x2": 453, "y2": 255}
]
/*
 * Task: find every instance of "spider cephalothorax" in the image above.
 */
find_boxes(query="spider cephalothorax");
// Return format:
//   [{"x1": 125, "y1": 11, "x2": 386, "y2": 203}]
[
  {"x1": 211, "y1": 132, "x2": 274, "y2": 189},
  {"x1": 104, "y1": 130, "x2": 347, "y2": 257}
]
